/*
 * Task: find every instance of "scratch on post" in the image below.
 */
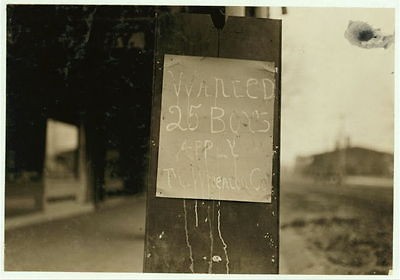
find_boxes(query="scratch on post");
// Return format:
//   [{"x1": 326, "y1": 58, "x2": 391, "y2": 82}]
[
  {"x1": 183, "y1": 199, "x2": 195, "y2": 273},
  {"x1": 194, "y1": 200, "x2": 199, "y2": 227},
  {"x1": 207, "y1": 205, "x2": 214, "y2": 273},
  {"x1": 217, "y1": 201, "x2": 230, "y2": 274}
]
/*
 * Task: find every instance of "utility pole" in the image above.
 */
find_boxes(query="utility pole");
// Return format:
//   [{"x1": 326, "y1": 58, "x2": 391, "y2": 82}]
[{"x1": 144, "y1": 12, "x2": 281, "y2": 274}]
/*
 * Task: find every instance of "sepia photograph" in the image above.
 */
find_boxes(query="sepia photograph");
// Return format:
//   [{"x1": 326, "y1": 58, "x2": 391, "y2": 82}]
[{"x1": 0, "y1": 1, "x2": 398, "y2": 279}]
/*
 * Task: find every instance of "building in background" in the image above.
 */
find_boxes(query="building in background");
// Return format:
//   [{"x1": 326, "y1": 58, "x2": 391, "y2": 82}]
[{"x1": 295, "y1": 145, "x2": 393, "y2": 185}]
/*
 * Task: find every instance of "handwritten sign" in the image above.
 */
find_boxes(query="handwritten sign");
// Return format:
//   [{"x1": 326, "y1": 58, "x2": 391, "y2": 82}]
[{"x1": 156, "y1": 55, "x2": 276, "y2": 203}]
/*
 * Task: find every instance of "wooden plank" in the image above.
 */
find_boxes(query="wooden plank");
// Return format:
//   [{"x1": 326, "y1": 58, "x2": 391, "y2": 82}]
[
  {"x1": 144, "y1": 13, "x2": 218, "y2": 273},
  {"x1": 144, "y1": 13, "x2": 281, "y2": 274},
  {"x1": 216, "y1": 16, "x2": 281, "y2": 274}
]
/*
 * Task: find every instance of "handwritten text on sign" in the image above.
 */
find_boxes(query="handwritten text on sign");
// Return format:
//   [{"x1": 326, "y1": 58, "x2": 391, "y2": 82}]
[{"x1": 156, "y1": 55, "x2": 276, "y2": 203}]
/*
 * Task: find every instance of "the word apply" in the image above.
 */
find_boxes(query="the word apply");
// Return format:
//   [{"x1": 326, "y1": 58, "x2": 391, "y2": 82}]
[{"x1": 156, "y1": 54, "x2": 276, "y2": 203}]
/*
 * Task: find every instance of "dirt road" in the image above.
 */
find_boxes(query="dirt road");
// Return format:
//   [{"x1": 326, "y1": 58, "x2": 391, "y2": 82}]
[
  {"x1": 280, "y1": 178, "x2": 393, "y2": 275},
  {"x1": 5, "y1": 179, "x2": 393, "y2": 274},
  {"x1": 5, "y1": 195, "x2": 146, "y2": 272}
]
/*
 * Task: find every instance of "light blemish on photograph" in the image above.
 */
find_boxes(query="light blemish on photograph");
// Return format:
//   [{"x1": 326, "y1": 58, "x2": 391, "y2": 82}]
[{"x1": 344, "y1": 21, "x2": 394, "y2": 49}]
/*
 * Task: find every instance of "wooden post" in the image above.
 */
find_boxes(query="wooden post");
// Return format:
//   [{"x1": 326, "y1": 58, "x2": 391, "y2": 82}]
[
  {"x1": 144, "y1": 13, "x2": 281, "y2": 274},
  {"x1": 76, "y1": 122, "x2": 89, "y2": 204},
  {"x1": 225, "y1": 6, "x2": 245, "y2": 17},
  {"x1": 255, "y1": 7, "x2": 270, "y2": 18},
  {"x1": 84, "y1": 117, "x2": 106, "y2": 206}
]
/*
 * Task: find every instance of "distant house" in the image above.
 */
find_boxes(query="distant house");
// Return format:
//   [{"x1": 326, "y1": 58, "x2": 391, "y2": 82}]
[{"x1": 295, "y1": 147, "x2": 393, "y2": 182}]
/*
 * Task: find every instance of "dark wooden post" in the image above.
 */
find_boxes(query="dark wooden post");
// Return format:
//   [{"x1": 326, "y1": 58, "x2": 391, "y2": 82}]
[{"x1": 144, "y1": 13, "x2": 281, "y2": 274}]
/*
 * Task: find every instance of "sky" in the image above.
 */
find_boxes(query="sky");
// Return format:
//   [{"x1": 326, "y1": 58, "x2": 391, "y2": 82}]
[{"x1": 280, "y1": 7, "x2": 395, "y2": 166}]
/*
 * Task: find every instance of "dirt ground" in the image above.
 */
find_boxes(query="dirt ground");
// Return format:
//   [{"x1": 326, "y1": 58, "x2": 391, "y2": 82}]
[
  {"x1": 5, "y1": 195, "x2": 146, "y2": 272},
  {"x1": 5, "y1": 179, "x2": 393, "y2": 274},
  {"x1": 280, "y1": 177, "x2": 393, "y2": 275}
]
